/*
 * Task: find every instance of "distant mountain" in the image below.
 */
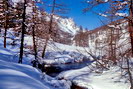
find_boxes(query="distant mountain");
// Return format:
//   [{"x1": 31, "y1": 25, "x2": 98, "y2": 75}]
[
  {"x1": 45, "y1": 14, "x2": 81, "y2": 45},
  {"x1": 10, "y1": 0, "x2": 81, "y2": 45}
]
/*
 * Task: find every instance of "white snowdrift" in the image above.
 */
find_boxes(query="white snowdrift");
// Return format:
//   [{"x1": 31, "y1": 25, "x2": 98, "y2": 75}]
[
  {"x1": 58, "y1": 66, "x2": 130, "y2": 89},
  {"x1": 0, "y1": 60, "x2": 50, "y2": 89},
  {"x1": 0, "y1": 59, "x2": 71, "y2": 89}
]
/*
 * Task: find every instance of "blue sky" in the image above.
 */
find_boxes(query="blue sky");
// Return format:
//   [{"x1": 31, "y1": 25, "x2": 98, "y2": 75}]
[
  {"x1": 43, "y1": 0, "x2": 108, "y2": 30},
  {"x1": 64, "y1": 0, "x2": 103, "y2": 30}
]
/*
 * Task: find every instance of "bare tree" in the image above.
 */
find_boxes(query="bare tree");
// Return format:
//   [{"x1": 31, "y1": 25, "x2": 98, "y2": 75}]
[
  {"x1": 41, "y1": 0, "x2": 56, "y2": 58},
  {"x1": 3, "y1": 0, "x2": 9, "y2": 48},
  {"x1": 0, "y1": 0, "x2": 17, "y2": 48},
  {"x1": 128, "y1": 0, "x2": 133, "y2": 56},
  {"x1": 0, "y1": 0, "x2": 10, "y2": 48},
  {"x1": 18, "y1": 0, "x2": 27, "y2": 63},
  {"x1": 42, "y1": 0, "x2": 68, "y2": 58},
  {"x1": 74, "y1": 26, "x2": 89, "y2": 47},
  {"x1": 31, "y1": 0, "x2": 41, "y2": 59},
  {"x1": 84, "y1": 0, "x2": 133, "y2": 55}
]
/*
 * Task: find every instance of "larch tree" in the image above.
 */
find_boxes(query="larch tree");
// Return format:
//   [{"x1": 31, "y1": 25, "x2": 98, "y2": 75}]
[
  {"x1": 32, "y1": 0, "x2": 38, "y2": 60},
  {"x1": 84, "y1": 0, "x2": 133, "y2": 88},
  {"x1": 84, "y1": 0, "x2": 133, "y2": 56},
  {"x1": 0, "y1": 0, "x2": 16, "y2": 48},
  {"x1": 18, "y1": 0, "x2": 27, "y2": 63},
  {"x1": 41, "y1": 0, "x2": 68, "y2": 58},
  {"x1": 0, "y1": 0, "x2": 5, "y2": 32},
  {"x1": 3, "y1": 0, "x2": 8, "y2": 48},
  {"x1": 18, "y1": 0, "x2": 41, "y2": 63},
  {"x1": 0, "y1": 0, "x2": 9, "y2": 48},
  {"x1": 31, "y1": 0, "x2": 42, "y2": 60},
  {"x1": 41, "y1": 0, "x2": 56, "y2": 58}
]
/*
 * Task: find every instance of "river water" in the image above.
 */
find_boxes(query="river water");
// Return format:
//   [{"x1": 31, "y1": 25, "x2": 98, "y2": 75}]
[{"x1": 45, "y1": 60, "x2": 93, "y2": 77}]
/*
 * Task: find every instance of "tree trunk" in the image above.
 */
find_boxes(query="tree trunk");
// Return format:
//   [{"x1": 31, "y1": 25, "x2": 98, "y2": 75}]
[
  {"x1": 108, "y1": 27, "x2": 116, "y2": 64},
  {"x1": 126, "y1": 58, "x2": 133, "y2": 89},
  {"x1": 32, "y1": 25, "x2": 38, "y2": 59},
  {"x1": 4, "y1": 17, "x2": 7, "y2": 48},
  {"x1": 41, "y1": 0, "x2": 56, "y2": 58},
  {"x1": 128, "y1": 0, "x2": 133, "y2": 56},
  {"x1": 18, "y1": 0, "x2": 26, "y2": 63},
  {"x1": 42, "y1": 35, "x2": 49, "y2": 58},
  {"x1": 32, "y1": 1, "x2": 38, "y2": 59},
  {"x1": 4, "y1": 0, "x2": 8, "y2": 48}
]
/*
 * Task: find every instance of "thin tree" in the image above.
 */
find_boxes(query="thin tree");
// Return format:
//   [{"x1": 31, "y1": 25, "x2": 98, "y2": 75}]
[
  {"x1": 126, "y1": 57, "x2": 133, "y2": 89},
  {"x1": 18, "y1": 0, "x2": 27, "y2": 63},
  {"x1": 32, "y1": 0, "x2": 39, "y2": 60},
  {"x1": 41, "y1": 0, "x2": 68, "y2": 58},
  {"x1": 3, "y1": 0, "x2": 9, "y2": 48},
  {"x1": 41, "y1": 0, "x2": 55, "y2": 58},
  {"x1": 0, "y1": 0, "x2": 15, "y2": 48},
  {"x1": 0, "y1": 0, "x2": 5, "y2": 33}
]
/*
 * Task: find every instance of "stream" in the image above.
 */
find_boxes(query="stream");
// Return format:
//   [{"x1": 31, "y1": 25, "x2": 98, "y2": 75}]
[
  {"x1": 32, "y1": 58, "x2": 93, "y2": 89},
  {"x1": 43, "y1": 59, "x2": 93, "y2": 89},
  {"x1": 44, "y1": 59, "x2": 93, "y2": 77}
]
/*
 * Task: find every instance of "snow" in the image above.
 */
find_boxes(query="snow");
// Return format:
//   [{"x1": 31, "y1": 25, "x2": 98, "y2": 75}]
[
  {"x1": 43, "y1": 51, "x2": 86, "y2": 65},
  {"x1": 11, "y1": 0, "x2": 22, "y2": 3},
  {"x1": 87, "y1": 1, "x2": 90, "y2": 3},
  {"x1": 43, "y1": 13, "x2": 81, "y2": 36},
  {"x1": 121, "y1": 2, "x2": 128, "y2": 5},
  {"x1": 0, "y1": 31, "x2": 72, "y2": 89},
  {"x1": 58, "y1": 65, "x2": 130, "y2": 89},
  {"x1": 115, "y1": 13, "x2": 128, "y2": 17},
  {"x1": 56, "y1": 17, "x2": 79, "y2": 35},
  {"x1": 0, "y1": 60, "x2": 50, "y2": 89},
  {"x1": 0, "y1": 54, "x2": 71, "y2": 89},
  {"x1": 99, "y1": 13, "x2": 108, "y2": 17},
  {"x1": 0, "y1": 49, "x2": 12, "y2": 55},
  {"x1": 104, "y1": 0, "x2": 109, "y2": 2}
]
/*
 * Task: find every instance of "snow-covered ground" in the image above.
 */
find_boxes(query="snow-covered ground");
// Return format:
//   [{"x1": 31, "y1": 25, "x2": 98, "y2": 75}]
[
  {"x1": 0, "y1": 59, "x2": 71, "y2": 89},
  {"x1": 58, "y1": 65, "x2": 130, "y2": 89},
  {"x1": 0, "y1": 29, "x2": 73, "y2": 89},
  {"x1": 0, "y1": 20, "x2": 132, "y2": 89},
  {"x1": 0, "y1": 59, "x2": 49, "y2": 89},
  {"x1": 0, "y1": 41, "x2": 71, "y2": 89}
]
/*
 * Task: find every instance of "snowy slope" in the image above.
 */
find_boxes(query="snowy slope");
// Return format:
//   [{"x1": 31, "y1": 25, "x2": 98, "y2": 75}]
[
  {"x1": 0, "y1": 26, "x2": 131, "y2": 89},
  {"x1": 0, "y1": 60, "x2": 50, "y2": 89},
  {"x1": 55, "y1": 20, "x2": 132, "y2": 89},
  {"x1": 58, "y1": 65, "x2": 130, "y2": 89},
  {"x1": 0, "y1": 59, "x2": 72, "y2": 89},
  {"x1": 0, "y1": 42, "x2": 72, "y2": 89}
]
